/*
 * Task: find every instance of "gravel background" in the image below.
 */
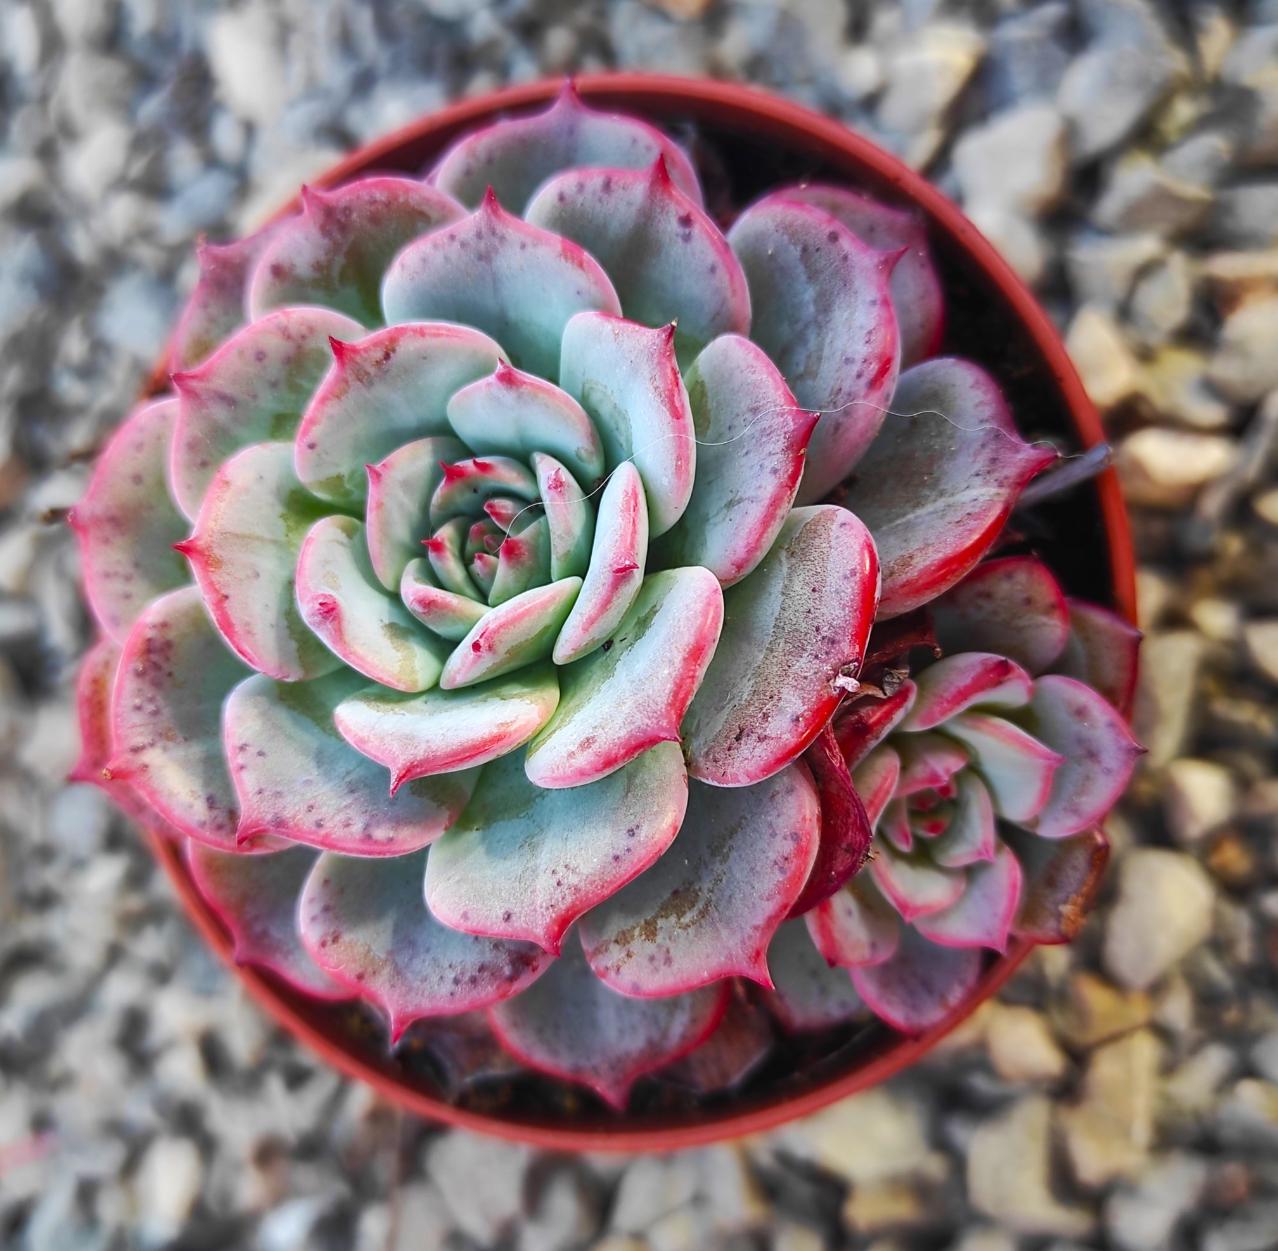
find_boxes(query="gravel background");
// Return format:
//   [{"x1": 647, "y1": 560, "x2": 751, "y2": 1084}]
[{"x1": 3, "y1": 1, "x2": 1278, "y2": 1248}]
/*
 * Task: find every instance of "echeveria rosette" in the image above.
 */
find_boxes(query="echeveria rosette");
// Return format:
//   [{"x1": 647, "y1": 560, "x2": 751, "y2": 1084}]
[{"x1": 69, "y1": 85, "x2": 1086, "y2": 1108}]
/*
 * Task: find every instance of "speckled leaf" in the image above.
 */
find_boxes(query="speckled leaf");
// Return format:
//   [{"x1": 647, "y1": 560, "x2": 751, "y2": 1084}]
[
  {"x1": 778, "y1": 184, "x2": 944, "y2": 366},
  {"x1": 834, "y1": 683, "x2": 917, "y2": 769},
  {"x1": 179, "y1": 442, "x2": 340, "y2": 682},
  {"x1": 526, "y1": 159, "x2": 750, "y2": 362},
  {"x1": 525, "y1": 567, "x2": 723, "y2": 789},
  {"x1": 580, "y1": 765, "x2": 820, "y2": 995},
  {"x1": 533, "y1": 453, "x2": 594, "y2": 580},
  {"x1": 851, "y1": 926, "x2": 984, "y2": 1034},
  {"x1": 431, "y1": 83, "x2": 703, "y2": 212},
  {"x1": 807, "y1": 874, "x2": 901, "y2": 969},
  {"x1": 1006, "y1": 826, "x2": 1110, "y2": 944},
  {"x1": 400, "y1": 559, "x2": 487, "y2": 641},
  {"x1": 552, "y1": 461, "x2": 647, "y2": 664},
  {"x1": 837, "y1": 358, "x2": 1057, "y2": 618},
  {"x1": 941, "y1": 711, "x2": 1063, "y2": 824},
  {"x1": 447, "y1": 363, "x2": 605, "y2": 485},
  {"x1": 658, "y1": 334, "x2": 817, "y2": 586},
  {"x1": 299, "y1": 850, "x2": 550, "y2": 1041},
  {"x1": 295, "y1": 322, "x2": 504, "y2": 508},
  {"x1": 869, "y1": 839, "x2": 966, "y2": 923},
  {"x1": 902, "y1": 653, "x2": 1034, "y2": 731},
  {"x1": 728, "y1": 193, "x2": 901, "y2": 503},
  {"x1": 683, "y1": 506, "x2": 879, "y2": 787},
  {"x1": 188, "y1": 843, "x2": 349, "y2": 999},
  {"x1": 915, "y1": 844, "x2": 1023, "y2": 952},
  {"x1": 762, "y1": 919, "x2": 866, "y2": 1032},
  {"x1": 931, "y1": 770, "x2": 999, "y2": 868},
  {"x1": 440, "y1": 578, "x2": 581, "y2": 689},
  {"x1": 559, "y1": 312, "x2": 694, "y2": 536},
  {"x1": 932, "y1": 556, "x2": 1071, "y2": 674},
  {"x1": 426, "y1": 742, "x2": 687, "y2": 953},
  {"x1": 382, "y1": 191, "x2": 620, "y2": 378},
  {"x1": 248, "y1": 178, "x2": 463, "y2": 324},
  {"x1": 658, "y1": 989, "x2": 775, "y2": 1095},
  {"x1": 295, "y1": 515, "x2": 448, "y2": 692},
  {"x1": 1018, "y1": 675, "x2": 1143, "y2": 839},
  {"x1": 334, "y1": 665, "x2": 559, "y2": 790},
  {"x1": 108, "y1": 587, "x2": 253, "y2": 848},
  {"x1": 365, "y1": 436, "x2": 469, "y2": 591},
  {"x1": 488, "y1": 938, "x2": 727, "y2": 1110},
  {"x1": 1057, "y1": 598, "x2": 1142, "y2": 711},
  {"x1": 71, "y1": 398, "x2": 188, "y2": 644},
  {"x1": 224, "y1": 670, "x2": 476, "y2": 854},
  {"x1": 170, "y1": 306, "x2": 362, "y2": 519}
]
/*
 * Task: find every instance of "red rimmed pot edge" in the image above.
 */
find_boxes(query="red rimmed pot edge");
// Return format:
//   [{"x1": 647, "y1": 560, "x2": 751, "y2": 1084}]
[{"x1": 137, "y1": 72, "x2": 1137, "y2": 1153}]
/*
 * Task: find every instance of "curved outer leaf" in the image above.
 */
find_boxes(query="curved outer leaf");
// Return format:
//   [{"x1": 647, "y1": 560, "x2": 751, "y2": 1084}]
[
  {"x1": 400, "y1": 559, "x2": 487, "y2": 641},
  {"x1": 447, "y1": 363, "x2": 605, "y2": 485},
  {"x1": 70, "y1": 399, "x2": 189, "y2": 644},
  {"x1": 248, "y1": 178, "x2": 464, "y2": 324},
  {"x1": 108, "y1": 586, "x2": 254, "y2": 848},
  {"x1": 365, "y1": 436, "x2": 469, "y2": 591},
  {"x1": 777, "y1": 184, "x2": 944, "y2": 367},
  {"x1": 1005, "y1": 826, "x2": 1110, "y2": 944},
  {"x1": 224, "y1": 670, "x2": 476, "y2": 855},
  {"x1": 788, "y1": 727, "x2": 873, "y2": 919},
  {"x1": 180, "y1": 442, "x2": 340, "y2": 682},
  {"x1": 837, "y1": 358, "x2": 1057, "y2": 619},
  {"x1": 401, "y1": 1011, "x2": 524, "y2": 1099},
  {"x1": 579, "y1": 765, "x2": 821, "y2": 996},
  {"x1": 524, "y1": 567, "x2": 723, "y2": 789},
  {"x1": 295, "y1": 515, "x2": 448, "y2": 693},
  {"x1": 658, "y1": 334, "x2": 817, "y2": 586},
  {"x1": 170, "y1": 229, "x2": 278, "y2": 372},
  {"x1": 488, "y1": 938, "x2": 728, "y2": 1110},
  {"x1": 851, "y1": 926, "x2": 984, "y2": 1035},
  {"x1": 334, "y1": 665, "x2": 559, "y2": 790},
  {"x1": 187, "y1": 843, "x2": 349, "y2": 999},
  {"x1": 1019, "y1": 674, "x2": 1143, "y2": 839},
  {"x1": 1057, "y1": 597, "x2": 1142, "y2": 711},
  {"x1": 941, "y1": 711, "x2": 1064, "y2": 824},
  {"x1": 932, "y1": 770, "x2": 999, "y2": 868},
  {"x1": 440, "y1": 577, "x2": 581, "y2": 689},
  {"x1": 762, "y1": 919, "x2": 866, "y2": 1032},
  {"x1": 914, "y1": 843, "x2": 1023, "y2": 952},
  {"x1": 901, "y1": 652, "x2": 1034, "y2": 731},
  {"x1": 525, "y1": 159, "x2": 750, "y2": 362},
  {"x1": 533, "y1": 453, "x2": 595, "y2": 581},
  {"x1": 728, "y1": 194, "x2": 901, "y2": 503},
  {"x1": 658, "y1": 989, "x2": 775, "y2": 1095},
  {"x1": 683, "y1": 506, "x2": 879, "y2": 787},
  {"x1": 870, "y1": 839, "x2": 966, "y2": 922},
  {"x1": 170, "y1": 306, "x2": 363, "y2": 520},
  {"x1": 552, "y1": 461, "x2": 647, "y2": 664},
  {"x1": 834, "y1": 682, "x2": 917, "y2": 769},
  {"x1": 426, "y1": 742, "x2": 687, "y2": 953},
  {"x1": 299, "y1": 850, "x2": 550, "y2": 1042},
  {"x1": 807, "y1": 874, "x2": 901, "y2": 969},
  {"x1": 559, "y1": 313, "x2": 695, "y2": 537},
  {"x1": 295, "y1": 322, "x2": 505, "y2": 508},
  {"x1": 932, "y1": 556, "x2": 1071, "y2": 675},
  {"x1": 381, "y1": 191, "x2": 621, "y2": 378},
  {"x1": 430, "y1": 82, "x2": 703, "y2": 212}
]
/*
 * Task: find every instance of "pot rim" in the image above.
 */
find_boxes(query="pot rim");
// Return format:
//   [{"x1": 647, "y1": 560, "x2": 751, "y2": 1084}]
[{"x1": 141, "y1": 71, "x2": 1137, "y2": 1153}]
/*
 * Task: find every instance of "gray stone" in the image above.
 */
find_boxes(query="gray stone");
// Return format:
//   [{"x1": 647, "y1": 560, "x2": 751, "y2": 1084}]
[
  {"x1": 1139, "y1": 347, "x2": 1234, "y2": 431},
  {"x1": 1103, "y1": 1154, "x2": 1208, "y2": 1251},
  {"x1": 876, "y1": 24, "x2": 984, "y2": 142},
  {"x1": 1066, "y1": 231, "x2": 1166, "y2": 307},
  {"x1": 1094, "y1": 154, "x2": 1212, "y2": 235},
  {"x1": 132, "y1": 1136, "x2": 203, "y2": 1246},
  {"x1": 952, "y1": 103, "x2": 1069, "y2": 215},
  {"x1": 1128, "y1": 252, "x2": 1194, "y2": 344},
  {"x1": 1164, "y1": 758, "x2": 1238, "y2": 843},
  {"x1": 1209, "y1": 183, "x2": 1278, "y2": 249},
  {"x1": 1162, "y1": 129, "x2": 1236, "y2": 186},
  {"x1": 428, "y1": 1133, "x2": 529, "y2": 1244},
  {"x1": 982, "y1": 3, "x2": 1071, "y2": 108},
  {"x1": 1065, "y1": 305, "x2": 1142, "y2": 409},
  {"x1": 1209, "y1": 296, "x2": 1278, "y2": 403},
  {"x1": 207, "y1": 6, "x2": 289, "y2": 127},
  {"x1": 1116, "y1": 428, "x2": 1240, "y2": 508},
  {"x1": 985, "y1": 1005, "x2": 1068, "y2": 1084},
  {"x1": 1244, "y1": 619, "x2": 1278, "y2": 684}
]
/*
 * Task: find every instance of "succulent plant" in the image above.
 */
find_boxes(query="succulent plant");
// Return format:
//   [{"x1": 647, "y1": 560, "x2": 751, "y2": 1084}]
[{"x1": 71, "y1": 86, "x2": 1140, "y2": 1110}]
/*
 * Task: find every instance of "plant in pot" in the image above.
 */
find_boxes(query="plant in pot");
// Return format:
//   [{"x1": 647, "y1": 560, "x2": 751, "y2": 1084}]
[{"x1": 69, "y1": 77, "x2": 1141, "y2": 1149}]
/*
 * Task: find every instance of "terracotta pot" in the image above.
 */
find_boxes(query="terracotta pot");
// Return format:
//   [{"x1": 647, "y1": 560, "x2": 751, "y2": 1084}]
[{"x1": 142, "y1": 73, "x2": 1137, "y2": 1152}]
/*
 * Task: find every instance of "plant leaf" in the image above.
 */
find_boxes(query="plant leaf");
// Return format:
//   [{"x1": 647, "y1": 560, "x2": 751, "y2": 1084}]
[
  {"x1": 870, "y1": 838, "x2": 966, "y2": 923},
  {"x1": 400, "y1": 559, "x2": 488, "y2": 641},
  {"x1": 851, "y1": 926, "x2": 984, "y2": 1034},
  {"x1": 931, "y1": 770, "x2": 999, "y2": 868},
  {"x1": 833, "y1": 683, "x2": 917, "y2": 769},
  {"x1": 249, "y1": 178, "x2": 463, "y2": 324},
  {"x1": 1006, "y1": 826, "x2": 1110, "y2": 943},
  {"x1": 426, "y1": 742, "x2": 687, "y2": 953},
  {"x1": 224, "y1": 670, "x2": 476, "y2": 854},
  {"x1": 487, "y1": 938, "x2": 727, "y2": 1110},
  {"x1": 533, "y1": 453, "x2": 595, "y2": 581},
  {"x1": 894, "y1": 732, "x2": 971, "y2": 796},
  {"x1": 657, "y1": 334, "x2": 817, "y2": 586},
  {"x1": 941, "y1": 711, "x2": 1064, "y2": 824},
  {"x1": 728, "y1": 193, "x2": 901, "y2": 503},
  {"x1": 915, "y1": 844, "x2": 1023, "y2": 952},
  {"x1": 1057, "y1": 597, "x2": 1142, "y2": 711},
  {"x1": 526, "y1": 159, "x2": 750, "y2": 362},
  {"x1": 334, "y1": 665, "x2": 559, "y2": 789},
  {"x1": 524, "y1": 567, "x2": 723, "y2": 789},
  {"x1": 762, "y1": 919, "x2": 866, "y2": 1032},
  {"x1": 70, "y1": 398, "x2": 189, "y2": 644},
  {"x1": 658, "y1": 989, "x2": 774, "y2": 1095},
  {"x1": 837, "y1": 358, "x2": 1057, "y2": 618},
  {"x1": 381, "y1": 191, "x2": 621, "y2": 378},
  {"x1": 683, "y1": 505, "x2": 879, "y2": 786},
  {"x1": 901, "y1": 652, "x2": 1034, "y2": 731},
  {"x1": 579, "y1": 765, "x2": 820, "y2": 995},
  {"x1": 559, "y1": 312, "x2": 694, "y2": 536},
  {"x1": 299, "y1": 850, "x2": 550, "y2": 1042},
  {"x1": 851, "y1": 746, "x2": 902, "y2": 831},
  {"x1": 170, "y1": 306, "x2": 362, "y2": 519},
  {"x1": 807, "y1": 873, "x2": 901, "y2": 968}
]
